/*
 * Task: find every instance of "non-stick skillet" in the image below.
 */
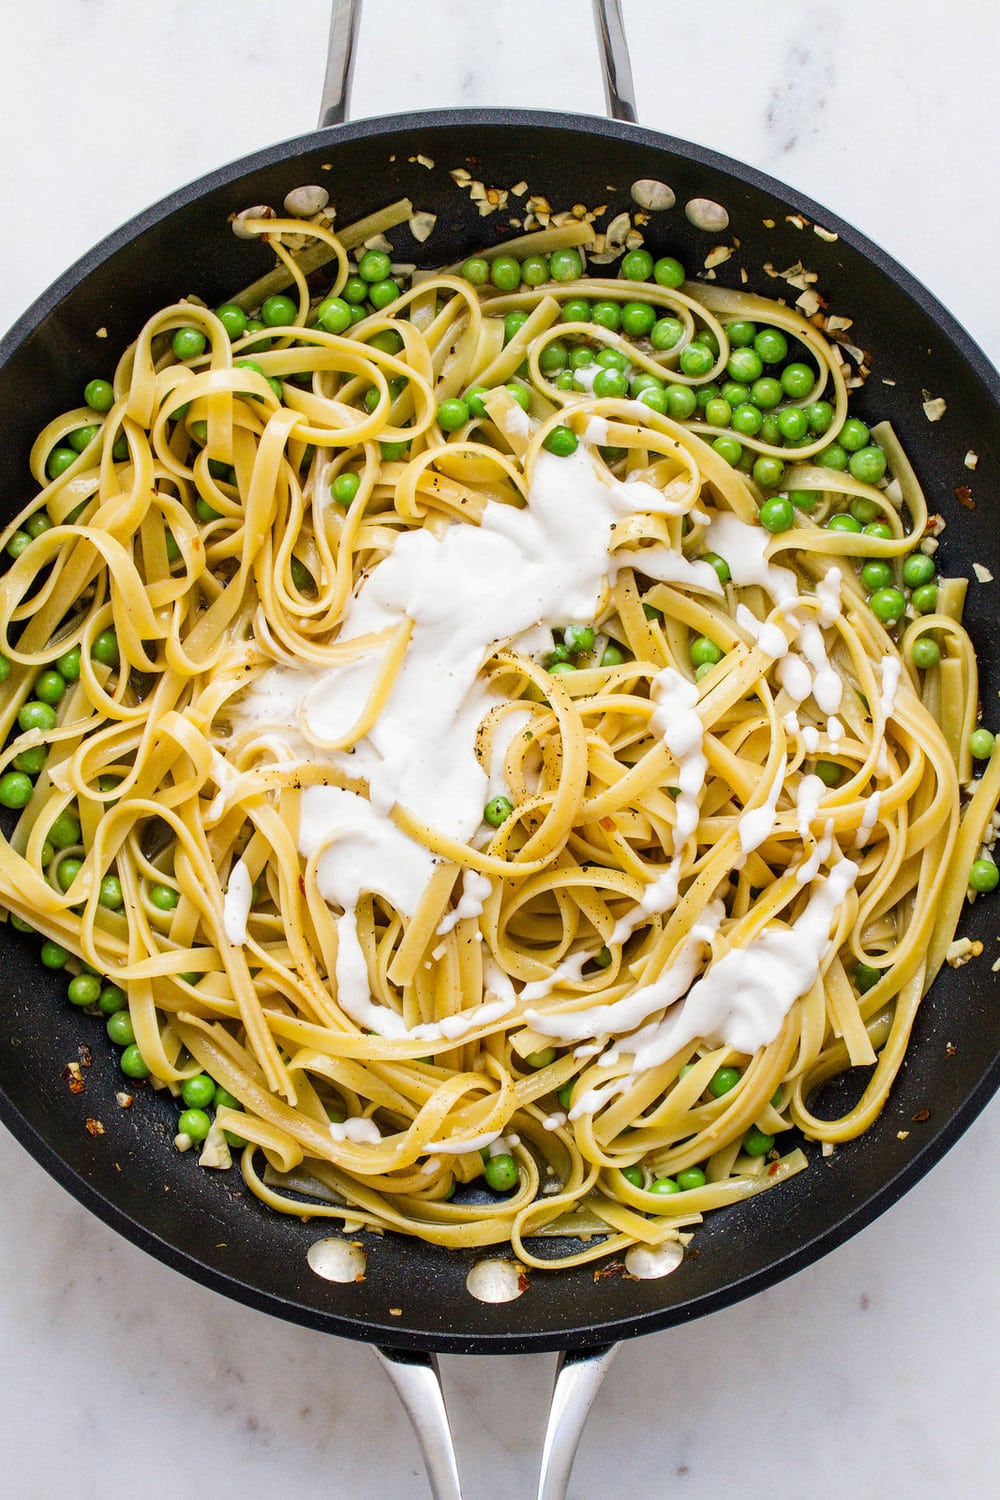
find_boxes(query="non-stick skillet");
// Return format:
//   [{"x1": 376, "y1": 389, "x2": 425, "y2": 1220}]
[{"x1": 1, "y1": 3, "x2": 999, "y2": 1496}]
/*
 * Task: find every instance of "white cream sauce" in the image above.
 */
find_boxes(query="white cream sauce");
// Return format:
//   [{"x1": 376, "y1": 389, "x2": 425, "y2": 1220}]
[{"x1": 222, "y1": 858, "x2": 253, "y2": 945}]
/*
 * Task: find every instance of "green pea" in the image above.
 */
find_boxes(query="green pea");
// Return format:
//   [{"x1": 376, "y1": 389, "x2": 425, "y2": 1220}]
[
  {"x1": 341, "y1": 274, "x2": 369, "y2": 305},
  {"x1": 484, "y1": 1152, "x2": 519, "y2": 1191},
  {"x1": 664, "y1": 384, "x2": 697, "y2": 420},
  {"x1": 177, "y1": 1107, "x2": 212, "y2": 1143},
  {"x1": 520, "y1": 254, "x2": 550, "y2": 286},
  {"x1": 849, "y1": 445, "x2": 887, "y2": 484},
  {"x1": 84, "y1": 378, "x2": 115, "y2": 411},
  {"x1": 107, "y1": 1010, "x2": 136, "y2": 1046},
  {"x1": 731, "y1": 402, "x2": 763, "y2": 436},
  {"x1": 92, "y1": 872, "x2": 123, "y2": 913},
  {"x1": 643, "y1": 602, "x2": 664, "y2": 623},
  {"x1": 260, "y1": 293, "x2": 297, "y2": 327},
  {"x1": 704, "y1": 397, "x2": 732, "y2": 427},
  {"x1": 539, "y1": 340, "x2": 569, "y2": 374},
  {"x1": 172, "y1": 326, "x2": 207, "y2": 362},
  {"x1": 327, "y1": 471, "x2": 360, "y2": 511},
  {"x1": 849, "y1": 496, "x2": 879, "y2": 526},
  {"x1": 368, "y1": 279, "x2": 399, "y2": 310},
  {"x1": 652, "y1": 255, "x2": 685, "y2": 288},
  {"x1": 0, "y1": 656, "x2": 10, "y2": 683},
  {"x1": 826, "y1": 513, "x2": 863, "y2": 534},
  {"x1": 776, "y1": 406, "x2": 809, "y2": 442},
  {"x1": 753, "y1": 326, "x2": 787, "y2": 363},
  {"x1": 600, "y1": 643, "x2": 626, "y2": 666},
  {"x1": 316, "y1": 296, "x2": 352, "y2": 334},
  {"x1": 789, "y1": 488, "x2": 817, "y2": 511},
  {"x1": 149, "y1": 883, "x2": 179, "y2": 911},
  {"x1": 758, "y1": 412, "x2": 782, "y2": 444},
  {"x1": 868, "y1": 587, "x2": 906, "y2": 625},
  {"x1": 650, "y1": 316, "x2": 684, "y2": 350},
  {"x1": 120, "y1": 1044, "x2": 151, "y2": 1080},
  {"x1": 484, "y1": 795, "x2": 513, "y2": 827},
  {"x1": 708, "y1": 1066, "x2": 741, "y2": 1097},
  {"x1": 358, "y1": 249, "x2": 392, "y2": 283},
  {"x1": 743, "y1": 1126, "x2": 775, "y2": 1157},
  {"x1": 721, "y1": 381, "x2": 751, "y2": 407},
  {"x1": 6, "y1": 531, "x2": 31, "y2": 560},
  {"x1": 701, "y1": 551, "x2": 730, "y2": 584},
  {"x1": 637, "y1": 387, "x2": 668, "y2": 415},
  {"x1": 0, "y1": 771, "x2": 33, "y2": 809},
  {"x1": 679, "y1": 343, "x2": 715, "y2": 378},
  {"x1": 40, "y1": 939, "x2": 70, "y2": 969},
  {"x1": 806, "y1": 399, "x2": 834, "y2": 433},
  {"x1": 969, "y1": 728, "x2": 996, "y2": 760},
  {"x1": 503, "y1": 384, "x2": 530, "y2": 414},
  {"x1": 525, "y1": 1047, "x2": 557, "y2": 1069},
  {"x1": 902, "y1": 552, "x2": 936, "y2": 589},
  {"x1": 621, "y1": 301, "x2": 656, "y2": 338},
  {"x1": 461, "y1": 256, "x2": 489, "y2": 285},
  {"x1": 838, "y1": 417, "x2": 870, "y2": 452},
  {"x1": 562, "y1": 623, "x2": 595, "y2": 653},
  {"x1": 556, "y1": 1082, "x2": 574, "y2": 1109},
  {"x1": 55, "y1": 857, "x2": 82, "y2": 892},
  {"x1": 814, "y1": 759, "x2": 843, "y2": 787},
  {"x1": 620, "y1": 1164, "x2": 645, "y2": 1188},
  {"x1": 380, "y1": 439, "x2": 410, "y2": 461},
  {"x1": 910, "y1": 636, "x2": 941, "y2": 669},
  {"x1": 970, "y1": 858, "x2": 1000, "y2": 892},
  {"x1": 675, "y1": 1166, "x2": 706, "y2": 1191},
  {"x1": 854, "y1": 961, "x2": 881, "y2": 993},
  {"x1": 490, "y1": 256, "x2": 521, "y2": 292},
  {"x1": 14, "y1": 746, "x2": 46, "y2": 776},
  {"x1": 503, "y1": 310, "x2": 529, "y2": 345},
  {"x1": 91, "y1": 631, "x2": 120, "y2": 667},
  {"x1": 48, "y1": 810, "x2": 82, "y2": 850},
  {"x1": 595, "y1": 347, "x2": 629, "y2": 372},
  {"x1": 690, "y1": 636, "x2": 723, "y2": 667},
  {"x1": 725, "y1": 320, "x2": 756, "y2": 348},
  {"x1": 67, "y1": 973, "x2": 101, "y2": 1007},
  {"x1": 437, "y1": 398, "x2": 470, "y2": 433},
  {"x1": 780, "y1": 362, "x2": 815, "y2": 399},
  {"x1": 753, "y1": 455, "x2": 787, "y2": 490},
  {"x1": 861, "y1": 560, "x2": 893, "y2": 592},
  {"x1": 550, "y1": 247, "x2": 583, "y2": 282},
  {"x1": 621, "y1": 248, "x2": 654, "y2": 281},
  {"x1": 591, "y1": 300, "x2": 621, "y2": 331},
  {"x1": 712, "y1": 436, "x2": 742, "y2": 467},
  {"x1": 649, "y1": 1176, "x2": 680, "y2": 1195},
  {"x1": 910, "y1": 582, "x2": 939, "y2": 615},
  {"x1": 541, "y1": 425, "x2": 578, "y2": 458},
  {"x1": 560, "y1": 298, "x2": 592, "y2": 323},
  {"x1": 547, "y1": 661, "x2": 578, "y2": 676},
  {"x1": 593, "y1": 367, "x2": 629, "y2": 399},
  {"x1": 750, "y1": 376, "x2": 783, "y2": 410},
  {"x1": 758, "y1": 495, "x2": 794, "y2": 532},
  {"x1": 212, "y1": 303, "x2": 246, "y2": 340},
  {"x1": 68, "y1": 425, "x2": 99, "y2": 453},
  {"x1": 35, "y1": 670, "x2": 67, "y2": 707},
  {"x1": 47, "y1": 447, "x2": 77, "y2": 479},
  {"x1": 98, "y1": 984, "x2": 128, "y2": 1016},
  {"x1": 18, "y1": 701, "x2": 56, "y2": 734},
  {"x1": 727, "y1": 347, "x2": 763, "y2": 384},
  {"x1": 569, "y1": 346, "x2": 594, "y2": 370}
]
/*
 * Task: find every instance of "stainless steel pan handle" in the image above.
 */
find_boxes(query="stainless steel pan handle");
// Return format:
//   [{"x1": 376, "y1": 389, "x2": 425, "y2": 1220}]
[
  {"x1": 317, "y1": 2, "x2": 636, "y2": 1496},
  {"x1": 318, "y1": 0, "x2": 639, "y2": 128}
]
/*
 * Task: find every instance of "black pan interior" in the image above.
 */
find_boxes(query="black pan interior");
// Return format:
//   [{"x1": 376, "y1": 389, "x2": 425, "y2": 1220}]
[{"x1": 1, "y1": 110, "x2": 998, "y2": 1354}]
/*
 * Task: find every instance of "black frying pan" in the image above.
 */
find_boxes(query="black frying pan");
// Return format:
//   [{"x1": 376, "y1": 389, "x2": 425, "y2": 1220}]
[{"x1": 1, "y1": 4, "x2": 999, "y2": 1494}]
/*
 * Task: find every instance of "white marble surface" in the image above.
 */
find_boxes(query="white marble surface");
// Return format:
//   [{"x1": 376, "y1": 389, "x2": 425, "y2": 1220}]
[{"x1": 1, "y1": 3, "x2": 998, "y2": 1496}]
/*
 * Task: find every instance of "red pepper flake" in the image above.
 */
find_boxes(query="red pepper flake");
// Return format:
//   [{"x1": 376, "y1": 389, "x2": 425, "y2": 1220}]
[
  {"x1": 911, "y1": 1108, "x2": 931, "y2": 1123},
  {"x1": 593, "y1": 1260, "x2": 629, "y2": 1281},
  {"x1": 84, "y1": 1118, "x2": 105, "y2": 1137},
  {"x1": 517, "y1": 1270, "x2": 531, "y2": 1293},
  {"x1": 599, "y1": 816, "x2": 616, "y2": 832},
  {"x1": 955, "y1": 485, "x2": 975, "y2": 510},
  {"x1": 62, "y1": 1062, "x2": 86, "y2": 1095},
  {"x1": 79, "y1": 1042, "x2": 93, "y2": 1068},
  {"x1": 766, "y1": 1160, "x2": 782, "y2": 1177}
]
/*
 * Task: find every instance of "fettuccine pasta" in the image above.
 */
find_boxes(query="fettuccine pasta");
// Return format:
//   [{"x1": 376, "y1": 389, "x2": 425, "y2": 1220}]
[{"x1": 0, "y1": 198, "x2": 996, "y2": 1271}]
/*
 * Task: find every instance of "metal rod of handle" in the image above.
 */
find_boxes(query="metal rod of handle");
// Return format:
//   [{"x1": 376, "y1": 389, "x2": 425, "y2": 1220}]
[
  {"x1": 374, "y1": 1347, "x2": 464, "y2": 1500},
  {"x1": 318, "y1": 0, "x2": 637, "y2": 128},
  {"x1": 318, "y1": 0, "x2": 363, "y2": 127},
  {"x1": 591, "y1": 0, "x2": 639, "y2": 122},
  {"x1": 374, "y1": 1342, "x2": 618, "y2": 1500},
  {"x1": 536, "y1": 1345, "x2": 619, "y2": 1500}
]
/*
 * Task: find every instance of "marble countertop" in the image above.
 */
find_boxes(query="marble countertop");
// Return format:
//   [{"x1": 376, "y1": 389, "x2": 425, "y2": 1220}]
[{"x1": 1, "y1": 3, "x2": 998, "y2": 1496}]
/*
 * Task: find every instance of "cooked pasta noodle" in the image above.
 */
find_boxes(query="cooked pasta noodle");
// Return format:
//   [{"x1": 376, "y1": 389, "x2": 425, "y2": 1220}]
[{"x1": 0, "y1": 202, "x2": 996, "y2": 1270}]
